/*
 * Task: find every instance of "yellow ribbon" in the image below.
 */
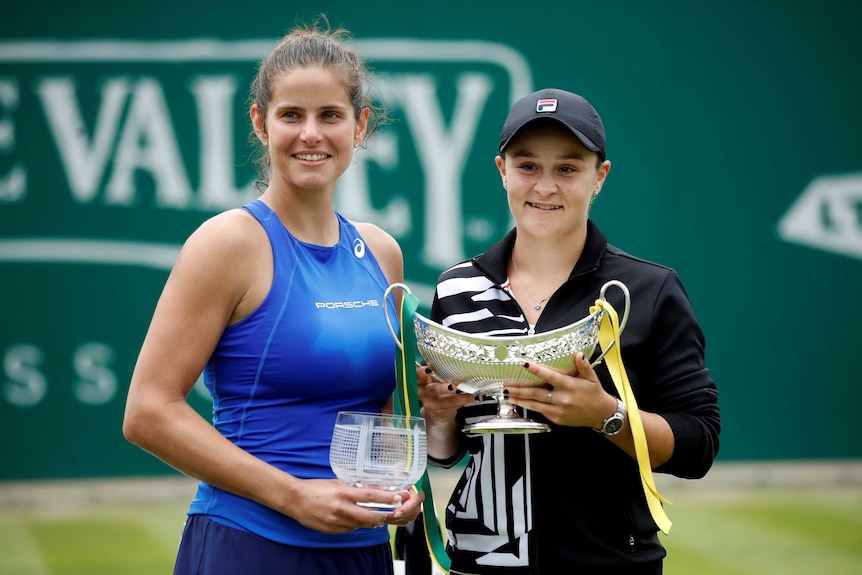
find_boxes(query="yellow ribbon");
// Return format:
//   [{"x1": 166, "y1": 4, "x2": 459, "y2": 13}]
[{"x1": 590, "y1": 298, "x2": 672, "y2": 535}]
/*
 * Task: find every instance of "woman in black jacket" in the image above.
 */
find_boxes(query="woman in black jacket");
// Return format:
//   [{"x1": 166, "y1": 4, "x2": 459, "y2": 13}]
[{"x1": 415, "y1": 88, "x2": 720, "y2": 575}]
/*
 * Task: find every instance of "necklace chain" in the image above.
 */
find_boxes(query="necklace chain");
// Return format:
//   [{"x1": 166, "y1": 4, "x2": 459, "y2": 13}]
[{"x1": 510, "y1": 256, "x2": 551, "y2": 311}]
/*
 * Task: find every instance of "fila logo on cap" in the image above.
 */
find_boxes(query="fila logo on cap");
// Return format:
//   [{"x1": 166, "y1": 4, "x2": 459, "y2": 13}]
[{"x1": 536, "y1": 98, "x2": 558, "y2": 112}]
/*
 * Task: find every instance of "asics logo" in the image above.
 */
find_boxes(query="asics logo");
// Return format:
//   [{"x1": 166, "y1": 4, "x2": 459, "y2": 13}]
[{"x1": 353, "y1": 238, "x2": 366, "y2": 258}]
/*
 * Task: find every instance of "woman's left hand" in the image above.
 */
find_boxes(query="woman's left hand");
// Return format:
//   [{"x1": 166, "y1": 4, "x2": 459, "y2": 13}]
[
  {"x1": 505, "y1": 351, "x2": 617, "y2": 430},
  {"x1": 380, "y1": 487, "x2": 424, "y2": 526}
]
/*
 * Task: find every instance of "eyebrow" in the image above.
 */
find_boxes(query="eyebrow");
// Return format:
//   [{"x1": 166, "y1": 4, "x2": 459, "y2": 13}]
[
  {"x1": 510, "y1": 150, "x2": 587, "y2": 161},
  {"x1": 272, "y1": 102, "x2": 350, "y2": 112}
]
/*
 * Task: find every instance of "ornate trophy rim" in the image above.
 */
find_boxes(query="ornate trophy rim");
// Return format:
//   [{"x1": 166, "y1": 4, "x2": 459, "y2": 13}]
[
  {"x1": 412, "y1": 309, "x2": 602, "y2": 393},
  {"x1": 414, "y1": 308, "x2": 601, "y2": 347}
]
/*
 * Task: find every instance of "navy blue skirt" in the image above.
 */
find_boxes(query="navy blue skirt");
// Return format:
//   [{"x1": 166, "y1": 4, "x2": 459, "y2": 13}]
[{"x1": 174, "y1": 515, "x2": 395, "y2": 575}]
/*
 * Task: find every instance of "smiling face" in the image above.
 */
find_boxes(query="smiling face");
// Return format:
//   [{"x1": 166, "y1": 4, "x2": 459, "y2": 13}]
[
  {"x1": 497, "y1": 121, "x2": 610, "y2": 243},
  {"x1": 251, "y1": 66, "x2": 368, "y2": 196}
]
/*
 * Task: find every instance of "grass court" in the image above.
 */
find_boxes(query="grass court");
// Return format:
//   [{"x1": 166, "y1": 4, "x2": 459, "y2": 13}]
[{"x1": 2, "y1": 462, "x2": 860, "y2": 574}]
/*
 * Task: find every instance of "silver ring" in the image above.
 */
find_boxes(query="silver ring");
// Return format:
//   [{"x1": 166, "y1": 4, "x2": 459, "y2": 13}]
[{"x1": 546, "y1": 390, "x2": 553, "y2": 404}]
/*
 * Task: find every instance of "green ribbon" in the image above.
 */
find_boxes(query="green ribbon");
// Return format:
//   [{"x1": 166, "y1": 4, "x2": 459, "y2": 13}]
[{"x1": 393, "y1": 291, "x2": 451, "y2": 573}]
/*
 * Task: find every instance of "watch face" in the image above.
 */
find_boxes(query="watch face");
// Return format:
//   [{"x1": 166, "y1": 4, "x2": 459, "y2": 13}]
[{"x1": 604, "y1": 416, "x2": 624, "y2": 435}]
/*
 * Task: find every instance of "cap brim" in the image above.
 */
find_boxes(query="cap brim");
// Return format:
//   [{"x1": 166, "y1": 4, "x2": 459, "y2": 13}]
[{"x1": 500, "y1": 117, "x2": 603, "y2": 159}]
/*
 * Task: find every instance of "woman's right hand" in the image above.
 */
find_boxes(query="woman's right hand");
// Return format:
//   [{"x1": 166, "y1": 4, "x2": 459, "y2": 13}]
[
  {"x1": 416, "y1": 366, "x2": 472, "y2": 461},
  {"x1": 416, "y1": 366, "x2": 472, "y2": 423},
  {"x1": 284, "y1": 477, "x2": 409, "y2": 534}
]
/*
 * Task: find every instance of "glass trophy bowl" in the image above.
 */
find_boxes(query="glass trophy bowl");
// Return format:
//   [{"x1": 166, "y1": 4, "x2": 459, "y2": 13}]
[
  {"x1": 329, "y1": 411, "x2": 427, "y2": 511},
  {"x1": 384, "y1": 280, "x2": 629, "y2": 435}
]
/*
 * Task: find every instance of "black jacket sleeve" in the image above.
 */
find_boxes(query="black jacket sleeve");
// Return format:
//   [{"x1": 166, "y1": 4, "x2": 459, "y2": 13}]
[{"x1": 644, "y1": 271, "x2": 720, "y2": 478}]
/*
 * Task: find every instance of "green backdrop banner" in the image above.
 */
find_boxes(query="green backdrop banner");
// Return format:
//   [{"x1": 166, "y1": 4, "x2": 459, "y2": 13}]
[{"x1": 1, "y1": 1, "x2": 860, "y2": 479}]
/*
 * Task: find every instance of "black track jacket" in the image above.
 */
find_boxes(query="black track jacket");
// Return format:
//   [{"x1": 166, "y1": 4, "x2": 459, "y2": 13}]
[{"x1": 428, "y1": 221, "x2": 721, "y2": 575}]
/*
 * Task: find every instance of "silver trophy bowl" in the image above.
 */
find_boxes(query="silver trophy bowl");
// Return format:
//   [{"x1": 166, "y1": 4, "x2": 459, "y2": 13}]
[{"x1": 385, "y1": 280, "x2": 630, "y2": 434}]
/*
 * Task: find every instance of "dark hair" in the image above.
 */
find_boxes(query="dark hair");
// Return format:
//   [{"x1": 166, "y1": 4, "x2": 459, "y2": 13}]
[{"x1": 248, "y1": 16, "x2": 384, "y2": 191}]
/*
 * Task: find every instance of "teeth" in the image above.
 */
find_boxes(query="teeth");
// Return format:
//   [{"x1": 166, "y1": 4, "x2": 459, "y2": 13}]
[
  {"x1": 296, "y1": 154, "x2": 327, "y2": 161},
  {"x1": 529, "y1": 202, "x2": 561, "y2": 211}
]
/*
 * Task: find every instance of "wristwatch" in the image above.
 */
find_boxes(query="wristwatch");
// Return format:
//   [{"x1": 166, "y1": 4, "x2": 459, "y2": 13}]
[{"x1": 599, "y1": 398, "x2": 626, "y2": 436}]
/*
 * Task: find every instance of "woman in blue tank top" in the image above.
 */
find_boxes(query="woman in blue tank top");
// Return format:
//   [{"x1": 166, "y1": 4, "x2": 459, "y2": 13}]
[{"x1": 123, "y1": 17, "x2": 423, "y2": 575}]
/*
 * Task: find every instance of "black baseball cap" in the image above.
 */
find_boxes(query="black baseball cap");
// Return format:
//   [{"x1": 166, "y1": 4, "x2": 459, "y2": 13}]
[{"x1": 498, "y1": 88, "x2": 606, "y2": 160}]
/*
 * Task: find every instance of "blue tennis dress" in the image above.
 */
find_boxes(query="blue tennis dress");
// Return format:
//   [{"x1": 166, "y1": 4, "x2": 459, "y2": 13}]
[{"x1": 187, "y1": 199, "x2": 397, "y2": 548}]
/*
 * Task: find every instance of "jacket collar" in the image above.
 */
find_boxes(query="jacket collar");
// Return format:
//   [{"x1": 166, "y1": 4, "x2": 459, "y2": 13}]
[{"x1": 472, "y1": 219, "x2": 608, "y2": 285}]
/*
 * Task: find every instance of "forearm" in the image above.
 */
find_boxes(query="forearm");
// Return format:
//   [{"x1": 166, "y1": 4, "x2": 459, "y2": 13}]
[
  {"x1": 123, "y1": 396, "x2": 302, "y2": 515},
  {"x1": 421, "y1": 406, "x2": 462, "y2": 462},
  {"x1": 604, "y1": 409, "x2": 674, "y2": 468}
]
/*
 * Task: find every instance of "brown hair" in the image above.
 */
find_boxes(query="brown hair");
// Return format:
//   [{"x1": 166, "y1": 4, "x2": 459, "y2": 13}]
[{"x1": 248, "y1": 16, "x2": 384, "y2": 191}]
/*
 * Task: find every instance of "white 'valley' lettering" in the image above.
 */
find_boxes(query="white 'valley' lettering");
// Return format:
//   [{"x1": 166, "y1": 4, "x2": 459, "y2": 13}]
[
  {"x1": 190, "y1": 75, "x2": 256, "y2": 209},
  {"x1": 0, "y1": 77, "x2": 25, "y2": 202},
  {"x1": 18, "y1": 69, "x2": 500, "y2": 265},
  {"x1": 37, "y1": 75, "x2": 252, "y2": 210},
  {"x1": 336, "y1": 72, "x2": 492, "y2": 267},
  {"x1": 37, "y1": 76, "x2": 129, "y2": 203},
  {"x1": 399, "y1": 72, "x2": 492, "y2": 267}
]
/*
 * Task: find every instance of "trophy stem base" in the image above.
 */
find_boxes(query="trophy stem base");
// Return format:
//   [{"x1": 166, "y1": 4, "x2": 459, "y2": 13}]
[
  {"x1": 461, "y1": 395, "x2": 551, "y2": 434},
  {"x1": 462, "y1": 417, "x2": 550, "y2": 435}
]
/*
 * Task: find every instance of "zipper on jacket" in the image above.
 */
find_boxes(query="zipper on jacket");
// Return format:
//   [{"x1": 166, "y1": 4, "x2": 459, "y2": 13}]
[{"x1": 629, "y1": 534, "x2": 636, "y2": 552}]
